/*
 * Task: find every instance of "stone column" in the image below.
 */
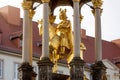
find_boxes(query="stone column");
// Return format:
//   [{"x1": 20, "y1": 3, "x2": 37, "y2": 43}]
[
  {"x1": 92, "y1": 0, "x2": 103, "y2": 61},
  {"x1": 22, "y1": 1, "x2": 32, "y2": 63},
  {"x1": 41, "y1": 0, "x2": 49, "y2": 58},
  {"x1": 73, "y1": 0, "x2": 81, "y2": 57},
  {"x1": 18, "y1": 1, "x2": 35, "y2": 80},
  {"x1": 29, "y1": 9, "x2": 37, "y2": 80},
  {"x1": 37, "y1": 0, "x2": 53, "y2": 80},
  {"x1": 91, "y1": 0, "x2": 107, "y2": 80},
  {"x1": 69, "y1": 0, "x2": 84, "y2": 80}
]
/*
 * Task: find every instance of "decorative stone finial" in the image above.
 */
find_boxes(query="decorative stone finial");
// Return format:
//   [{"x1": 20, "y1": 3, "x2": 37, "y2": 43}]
[{"x1": 92, "y1": 0, "x2": 103, "y2": 8}]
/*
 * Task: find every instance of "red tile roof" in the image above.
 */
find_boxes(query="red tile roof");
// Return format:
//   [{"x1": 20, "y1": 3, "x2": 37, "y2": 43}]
[{"x1": 82, "y1": 36, "x2": 120, "y2": 63}]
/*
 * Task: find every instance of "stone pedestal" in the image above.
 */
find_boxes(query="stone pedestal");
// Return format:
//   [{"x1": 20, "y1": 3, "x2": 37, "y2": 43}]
[
  {"x1": 37, "y1": 57, "x2": 53, "y2": 80},
  {"x1": 18, "y1": 62, "x2": 37, "y2": 80},
  {"x1": 69, "y1": 57, "x2": 84, "y2": 80},
  {"x1": 91, "y1": 61, "x2": 107, "y2": 80}
]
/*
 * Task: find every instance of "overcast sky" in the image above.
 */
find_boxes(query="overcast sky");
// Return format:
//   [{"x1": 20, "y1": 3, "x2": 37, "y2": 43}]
[{"x1": 0, "y1": 0, "x2": 120, "y2": 41}]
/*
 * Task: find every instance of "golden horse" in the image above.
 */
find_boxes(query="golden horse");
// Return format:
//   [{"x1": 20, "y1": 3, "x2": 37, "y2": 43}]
[
  {"x1": 39, "y1": 9, "x2": 86, "y2": 72},
  {"x1": 49, "y1": 9, "x2": 73, "y2": 60},
  {"x1": 39, "y1": 9, "x2": 73, "y2": 62}
]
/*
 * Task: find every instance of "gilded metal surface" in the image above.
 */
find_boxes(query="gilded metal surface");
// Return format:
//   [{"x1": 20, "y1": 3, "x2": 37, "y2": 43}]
[
  {"x1": 39, "y1": 9, "x2": 86, "y2": 71},
  {"x1": 49, "y1": 9, "x2": 73, "y2": 62},
  {"x1": 41, "y1": 0, "x2": 50, "y2": 3},
  {"x1": 67, "y1": 43, "x2": 86, "y2": 63},
  {"x1": 22, "y1": 1, "x2": 32, "y2": 10},
  {"x1": 39, "y1": 9, "x2": 72, "y2": 63},
  {"x1": 29, "y1": 9, "x2": 35, "y2": 19},
  {"x1": 92, "y1": 0, "x2": 103, "y2": 8},
  {"x1": 80, "y1": 15, "x2": 84, "y2": 22}
]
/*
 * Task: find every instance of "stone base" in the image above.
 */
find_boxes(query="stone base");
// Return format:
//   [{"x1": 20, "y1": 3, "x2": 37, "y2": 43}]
[
  {"x1": 18, "y1": 62, "x2": 37, "y2": 80},
  {"x1": 91, "y1": 61, "x2": 107, "y2": 80},
  {"x1": 69, "y1": 57, "x2": 84, "y2": 80},
  {"x1": 37, "y1": 57, "x2": 53, "y2": 80}
]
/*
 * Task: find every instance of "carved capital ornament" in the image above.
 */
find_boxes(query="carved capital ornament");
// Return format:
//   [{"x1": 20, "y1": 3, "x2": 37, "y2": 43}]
[
  {"x1": 92, "y1": 8, "x2": 103, "y2": 16},
  {"x1": 22, "y1": 1, "x2": 32, "y2": 10},
  {"x1": 41, "y1": 0, "x2": 50, "y2": 3},
  {"x1": 92, "y1": 0, "x2": 103, "y2": 8}
]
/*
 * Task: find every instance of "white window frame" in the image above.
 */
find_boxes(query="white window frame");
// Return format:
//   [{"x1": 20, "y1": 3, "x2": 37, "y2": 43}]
[
  {"x1": 0, "y1": 59, "x2": 3, "y2": 79},
  {"x1": 13, "y1": 62, "x2": 20, "y2": 80}
]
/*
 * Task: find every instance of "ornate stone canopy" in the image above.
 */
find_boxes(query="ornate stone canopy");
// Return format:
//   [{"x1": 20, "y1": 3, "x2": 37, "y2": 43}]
[{"x1": 30, "y1": 0, "x2": 91, "y2": 14}]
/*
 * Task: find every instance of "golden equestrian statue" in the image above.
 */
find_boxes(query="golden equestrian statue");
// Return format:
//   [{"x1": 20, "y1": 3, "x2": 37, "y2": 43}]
[
  {"x1": 38, "y1": 9, "x2": 86, "y2": 72},
  {"x1": 49, "y1": 8, "x2": 73, "y2": 60},
  {"x1": 39, "y1": 8, "x2": 73, "y2": 61}
]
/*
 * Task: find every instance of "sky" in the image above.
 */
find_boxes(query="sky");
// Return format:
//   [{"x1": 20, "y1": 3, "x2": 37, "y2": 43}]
[{"x1": 0, "y1": 0, "x2": 120, "y2": 41}]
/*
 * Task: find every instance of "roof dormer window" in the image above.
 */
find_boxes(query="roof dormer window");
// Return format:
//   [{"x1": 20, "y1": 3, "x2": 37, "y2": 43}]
[{"x1": 9, "y1": 31, "x2": 22, "y2": 48}]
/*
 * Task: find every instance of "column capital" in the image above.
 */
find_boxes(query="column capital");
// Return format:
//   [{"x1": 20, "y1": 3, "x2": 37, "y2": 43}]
[
  {"x1": 92, "y1": 0, "x2": 103, "y2": 8},
  {"x1": 72, "y1": 0, "x2": 80, "y2": 2},
  {"x1": 91, "y1": 8, "x2": 103, "y2": 16},
  {"x1": 29, "y1": 9, "x2": 35, "y2": 19},
  {"x1": 41, "y1": 0, "x2": 50, "y2": 3},
  {"x1": 22, "y1": 1, "x2": 32, "y2": 10}
]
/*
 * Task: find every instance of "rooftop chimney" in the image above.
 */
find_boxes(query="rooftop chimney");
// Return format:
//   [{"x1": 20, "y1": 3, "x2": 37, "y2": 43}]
[{"x1": 0, "y1": 5, "x2": 20, "y2": 26}]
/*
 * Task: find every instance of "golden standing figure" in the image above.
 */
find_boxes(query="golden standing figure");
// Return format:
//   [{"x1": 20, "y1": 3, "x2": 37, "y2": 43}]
[{"x1": 50, "y1": 8, "x2": 73, "y2": 60}]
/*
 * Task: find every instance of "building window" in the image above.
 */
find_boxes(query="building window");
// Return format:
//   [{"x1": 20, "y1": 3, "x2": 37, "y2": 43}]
[
  {"x1": 13, "y1": 63, "x2": 20, "y2": 80},
  {"x1": 0, "y1": 59, "x2": 3, "y2": 79},
  {"x1": 19, "y1": 39, "x2": 22, "y2": 47}
]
